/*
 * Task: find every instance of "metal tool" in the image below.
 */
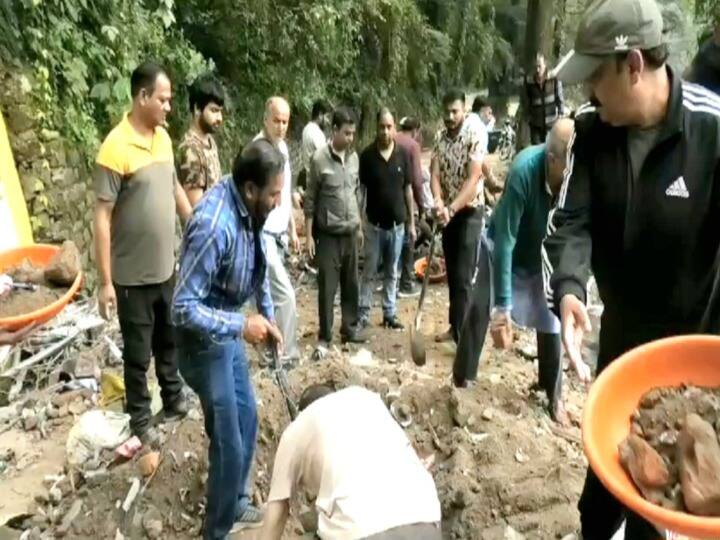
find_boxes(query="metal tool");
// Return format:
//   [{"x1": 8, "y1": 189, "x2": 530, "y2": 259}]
[
  {"x1": 12, "y1": 281, "x2": 37, "y2": 292},
  {"x1": 410, "y1": 221, "x2": 439, "y2": 366},
  {"x1": 270, "y1": 345, "x2": 299, "y2": 420}
]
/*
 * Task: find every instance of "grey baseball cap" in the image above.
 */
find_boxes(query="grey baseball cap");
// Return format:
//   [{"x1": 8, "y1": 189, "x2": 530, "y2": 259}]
[{"x1": 554, "y1": 0, "x2": 665, "y2": 85}]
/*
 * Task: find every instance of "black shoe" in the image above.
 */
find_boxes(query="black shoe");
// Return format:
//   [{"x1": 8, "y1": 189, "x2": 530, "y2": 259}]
[
  {"x1": 163, "y1": 398, "x2": 188, "y2": 422},
  {"x1": 137, "y1": 426, "x2": 161, "y2": 449},
  {"x1": 341, "y1": 329, "x2": 369, "y2": 344},
  {"x1": 382, "y1": 316, "x2": 404, "y2": 330},
  {"x1": 397, "y1": 286, "x2": 420, "y2": 298}
]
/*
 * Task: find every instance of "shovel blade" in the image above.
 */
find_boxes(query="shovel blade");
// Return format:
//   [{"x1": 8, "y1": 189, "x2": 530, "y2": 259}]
[{"x1": 409, "y1": 326, "x2": 427, "y2": 366}]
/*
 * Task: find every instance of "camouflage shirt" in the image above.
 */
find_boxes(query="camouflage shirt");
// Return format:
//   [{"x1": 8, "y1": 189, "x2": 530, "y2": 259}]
[{"x1": 177, "y1": 129, "x2": 222, "y2": 192}]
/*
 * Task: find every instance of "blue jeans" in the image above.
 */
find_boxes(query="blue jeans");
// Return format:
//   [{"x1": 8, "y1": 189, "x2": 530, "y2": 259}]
[
  {"x1": 177, "y1": 331, "x2": 257, "y2": 540},
  {"x1": 360, "y1": 222, "x2": 404, "y2": 320}
]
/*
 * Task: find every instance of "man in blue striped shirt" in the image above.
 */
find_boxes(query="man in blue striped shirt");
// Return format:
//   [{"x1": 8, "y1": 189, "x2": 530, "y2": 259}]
[{"x1": 173, "y1": 139, "x2": 284, "y2": 539}]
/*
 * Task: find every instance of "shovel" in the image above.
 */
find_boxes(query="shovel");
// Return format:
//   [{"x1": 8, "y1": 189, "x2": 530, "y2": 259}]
[
  {"x1": 410, "y1": 221, "x2": 439, "y2": 366},
  {"x1": 270, "y1": 345, "x2": 299, "y2": 420}
]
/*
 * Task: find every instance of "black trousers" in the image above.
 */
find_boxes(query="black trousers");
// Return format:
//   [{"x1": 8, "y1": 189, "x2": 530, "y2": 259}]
[
  {"x1": 115, "y1": 277, "x2": 183, "y2": 435},
  {"x1": 442, "y1": 207, "x2": 484, "y2": 342},
  {"x1": 316, "y1": 231, "x2": 359, "y2": 342},
  {"x1": 530, "y1": 125, "x2": 548, "y2": 145},
  {"x1": 577, "y1": 311, "x2": 684, "y2": 540},
  {"x1": 453, "y1": 245, "x2": 563, "y2": 406}
]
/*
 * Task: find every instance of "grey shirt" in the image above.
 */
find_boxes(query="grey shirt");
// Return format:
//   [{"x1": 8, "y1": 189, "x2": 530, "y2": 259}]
[
  {"x1": 628, "y1": 126, "x2": 661, "y2": 181},
  {"x1": 305, "y1": 145, "x2": 361, "y2": 235}
]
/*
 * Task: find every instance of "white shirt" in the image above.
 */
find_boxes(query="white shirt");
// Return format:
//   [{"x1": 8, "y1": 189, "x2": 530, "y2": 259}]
[
  {"x1": 302, "y1": 121, "x2": 327, "y2": 172},
  {"x1": 256, "y1": 133, "x2": 292, "y2": 235},
  {"x1": 268, "y1": 386, "x2": 441, "y2": 540}
]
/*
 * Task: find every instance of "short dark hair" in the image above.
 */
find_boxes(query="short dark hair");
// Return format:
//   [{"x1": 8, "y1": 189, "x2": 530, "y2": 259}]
[
  {"x1": 298, "y1": 384, "x2": 335, "y2": 411},
  {"x1": 615, "y1": 44, "x2": 669, "y2": 72},
  {"x1": 311, "y1": 99, "x2": 331, "y2": 120},
  {"x1": 442, "y1": 88, "x2": 465, "y2": 108},
  {"x1": 472, "y1": 96, "x2": 489, "y2": 113},
  {"x1": 232, "y1": 139, "x2": 285, "y2": 190},
  {"x1": 189, "y1": 77, "x2": 225, "y2": 113},
  {"x1": 399, "y1": 116, "x2": 420, "y2": 131},
  {"x1": 376, "y1": 107, "x2": 394, "y2": 124},
  {"x1": 332, "y1": 107, "x2": 356, "y2": 130},
  {"x1": 131, "y1": 61, "x2": 167, "y2": 98}
]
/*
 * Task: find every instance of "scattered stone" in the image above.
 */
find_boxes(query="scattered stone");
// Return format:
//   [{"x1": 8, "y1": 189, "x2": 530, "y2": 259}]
[
  {"x1": 22, "y1": 408, "x2": 38, "y2": 431},
  {"x1": 51, "y1": 390, "x2": 92, "y2": 408},
  {"x1": 55, "y1": 499, "x2": 83, "y2": 537},
  {"x1": 142, "y1": 507, "x2": 164, "y2": 539},
  {"x1": 619, "y1": 433, "x2": 669, "y2": 505},
  {"x1": 489, "y1": 374, "x2": 501, "y2": 385},
  {"x1": 58, "y1": 404, "x2": 69, "y2": 418},
  {"x1": 138, "y1": 451, "x2": 160, "y2": 478},
  {"x1": 504, "y1": 526, "x2": 526, "y2": 540},
  {"x1": 67, "y1": 400, "x2": 86, "y2": 416},
  {"x1": 48, "y1": 486, "x2": 62, "y2": 505},
  {"x1": 514, "y1": 449, "x2": 529, "y2": 463},
  {"x1": 348, "y1": 348, "x2": 375, "y2": 367},
  {"x1": 678, "y1": 413, "x2": 720, "y2": 516},
  {"x1": 44, "y1": 240, "x2": 81, "y2": 286},
  {"x1": 83, "y1": 468, "x2": 109, "y2": 488},
  {"x1": 482, "y1": 407, "x2": 495, "y2": 421},
  {"x1": 186, "y1": 408, "x2": 202, "y2": 422},
  {"x1": 46, "y1": 404, "x2": 59, "y2": 419}
]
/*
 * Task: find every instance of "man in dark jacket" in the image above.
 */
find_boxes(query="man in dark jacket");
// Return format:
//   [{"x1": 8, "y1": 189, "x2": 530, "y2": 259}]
[
  {"x1": 544, "y1": 0, "x2": 720, "y2": 538},
  {"x1": 305, "y1": 107, "x2": 366, "y2": 345},
  {"x1": 522, "y1": 53, "x2": 565, "y2": 144}
]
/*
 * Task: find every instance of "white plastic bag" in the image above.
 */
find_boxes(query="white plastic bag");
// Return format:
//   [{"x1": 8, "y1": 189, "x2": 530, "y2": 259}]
[{"x1": 66, "y1": 410, "x2": 131, "y2": 466}]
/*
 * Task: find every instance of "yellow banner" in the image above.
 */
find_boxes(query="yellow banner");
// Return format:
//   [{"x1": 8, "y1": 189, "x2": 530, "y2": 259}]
[{"x1": 0, "y1": 111, "x2": 33, "y2": 251}]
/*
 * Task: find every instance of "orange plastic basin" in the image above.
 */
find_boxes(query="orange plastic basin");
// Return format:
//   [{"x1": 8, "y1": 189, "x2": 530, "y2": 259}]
[
  {"x1": 584, "y1": 335, "x2": 720, "y2": 539},
  {"x1": 0, "y1": 244, "x2": 83, "y2": 331},
  {"x1": 414, "y1": 257, "x2": 446, "y2": 284}
]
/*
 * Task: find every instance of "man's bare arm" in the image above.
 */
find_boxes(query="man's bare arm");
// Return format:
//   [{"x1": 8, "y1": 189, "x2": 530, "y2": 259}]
[
  {"x1": 259, "y1": 500, "x2": 290, "y2": 540},
  {"x1": 184, "y1": 187, "x2": 204, "y2": 208},
  {"x1": 94, "y1": 201, "x2": 114, "y2": 287},
  {"x1": 405, "y1": 184, "x2": 415, "y2": 232},
  {"x1": 175, "y1": 182, "x2": 192, "y2": 223},
  {"x1": 430, "y1": 156, "x2": 442, "y2": 207}
]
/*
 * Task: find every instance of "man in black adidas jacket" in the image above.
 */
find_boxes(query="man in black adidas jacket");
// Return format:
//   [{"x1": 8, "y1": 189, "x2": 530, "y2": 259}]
[{"x1": 544, "y1": 0, "x2": 720, "y2": 539}]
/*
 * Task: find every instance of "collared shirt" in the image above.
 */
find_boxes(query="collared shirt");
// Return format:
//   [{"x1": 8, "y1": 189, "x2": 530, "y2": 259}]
[
  {"x1": 305, "y1": 145, "x2": 361, "y2": 235},
  {"x1": 255, "y1": 133, "x2": 292, "y2": 235},
  {"x1": 176, "y1": 129, "x2": 222, "y2": 193},
  {"x1": 432, "y1": 118, "x2": 487, "y2": 209},
  {"x1": 94, "y1": 113, "x2": 176, "y2": 286},
  {"x1": 172, "y1": 175, "x2": 274, "y2": 338},
  {"x1": 302, "y1": 121, "x2": 327, "y2": 172},
  {"x1": 359, "y1": 142, "x2": 411, "y2": 229}
]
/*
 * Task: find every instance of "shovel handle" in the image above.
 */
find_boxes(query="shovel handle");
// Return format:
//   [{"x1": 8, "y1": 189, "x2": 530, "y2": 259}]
[{"x1": 414, "y1": 221, "x2": 439, "y2": 320}]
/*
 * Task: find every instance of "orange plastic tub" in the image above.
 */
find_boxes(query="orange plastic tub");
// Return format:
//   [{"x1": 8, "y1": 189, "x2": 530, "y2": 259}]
[
  {"x1": 414, "y1": 256, "x2": 446, "y2": 284},
  {"x1": 0, "y1": 244, "x2": 83, "y2": 331},
  {"x1": 584, "y1": 335, "x2": 720, "y2": 540}
]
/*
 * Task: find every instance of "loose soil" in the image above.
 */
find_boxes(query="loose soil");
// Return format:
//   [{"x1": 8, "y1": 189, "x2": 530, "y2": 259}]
[
  {"x1": 623, "y1": 385, "x2": 720, "y2": 514},
  {"x1": 0, "y1": 285, "x2": 63, "y2": 318}
]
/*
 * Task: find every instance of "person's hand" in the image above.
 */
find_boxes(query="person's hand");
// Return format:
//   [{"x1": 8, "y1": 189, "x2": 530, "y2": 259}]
[
  {"x1": 0, "y1": 322, "x2": 37, "y2": 346},
  {"x1": 357, "y1": 228, "x2": 364, "y2": 250},
  {"x1": 290, "y1": 230, "x2": 301, "y2": 253},
  {"x1": 243, "y1": 314, "x2": 270, "y2": 345},
  {"x1": 434, "y1": 205, "x2": 450, "y2": 227},
  {"x1": 307, "y1": 236, "x2": 316, "y2": 260},
  {"x1": 490, "y1": 309, "x2": 513, "y2": 350},
  {"x1": 267, "y1": 322, "x2": 284, "y2": 355},
  {"x1": 559, "y1": 294, "x2": 593, "y2": 384},
  {"x1": 407, "y1": 224, "x2": 417, "y2": 244},
  {"x1": 98, "y1": 283, "x2": 117, "y2": 321}
]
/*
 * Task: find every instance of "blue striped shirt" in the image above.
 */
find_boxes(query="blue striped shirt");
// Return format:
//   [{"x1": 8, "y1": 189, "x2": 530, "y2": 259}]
[{"x1": 172, "y1": 175, "x2": 274, "y2": 338}]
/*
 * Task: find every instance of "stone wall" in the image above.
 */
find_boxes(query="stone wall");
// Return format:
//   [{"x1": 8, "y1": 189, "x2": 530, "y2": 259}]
[{"x1": 0, "y1": 66, "x2": 96, "y2": 290}]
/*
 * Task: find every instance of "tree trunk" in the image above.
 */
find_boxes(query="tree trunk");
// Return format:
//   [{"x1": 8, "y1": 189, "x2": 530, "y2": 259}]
[{"x1": 523, "y1": 0, "x2": 554, "y2": 71}]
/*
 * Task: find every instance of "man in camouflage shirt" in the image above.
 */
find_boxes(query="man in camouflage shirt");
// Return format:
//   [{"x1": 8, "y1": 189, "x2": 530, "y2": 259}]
[{"x1": 178, "y1": 77, "x2": 225, "y2": 207}]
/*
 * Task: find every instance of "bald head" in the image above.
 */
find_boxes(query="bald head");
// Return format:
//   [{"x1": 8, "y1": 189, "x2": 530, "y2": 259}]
[
  {"x1": 264, "y1": 96, "x2": 290, "y2": 143},
  {"x1": 546, "y1": 118, "x2": 575, "y2": 194}
]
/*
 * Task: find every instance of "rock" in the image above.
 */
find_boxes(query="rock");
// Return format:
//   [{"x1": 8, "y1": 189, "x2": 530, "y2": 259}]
[
  {"x1": 482, "y1": 407, "x2": 495, "y2": 421},
  {"x1": 619, "y1": 433, "x2": 670, "y2": 504},
  {"x1": 51, "y1": 389, "x2": 93, "y2": 408},
  {"x1": 68, "y1": 400, "x2": 86, "y2": 416},
  {"x1": 58, "y1": 404, "x2": 69, "y2": 418},
  {"x1": 449, "y1": 389, "x2": 472, "y2": 427},
  {"x1": 55, "y1": 499, "x2": 83, "y2": 537},
  {"x1": 138, "y1": 451, "x2": 160, "y2": 478},
  {"x1": 44, "y1": 241, "x2": 81, "y2": 286},
  {"x1": 84, "y1": 468, "x2": 109, "y2": 488},
  {"x1": 142, "y1": 507, "x2": 164, "y2": 539},
  {"x1": 48, "y1": 486, "x2": 62, "y2": 505},
  {"x1": 22, "y1": 408, "x2": 38, "y2": 431},
  {"x1": 8, "y1": 258, "x2": 44, "y2": 284},
  {"x1": 187, "y1": 408, "x2": 202, "y2": 422},
  {"x1": 504, "y1": 526, "x2": 526, "y2": 540},
  {"x1": 677, "y1": 413, "x2": 720, "y2": 516},
  {"x1": 46, "y1": 404, "x2": 59, "y2": 419}
]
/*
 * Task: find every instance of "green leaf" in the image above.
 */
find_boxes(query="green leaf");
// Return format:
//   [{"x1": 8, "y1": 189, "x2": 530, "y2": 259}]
[{"x1": 90, "y1": 82, "x2": 111, "y2": 101}]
